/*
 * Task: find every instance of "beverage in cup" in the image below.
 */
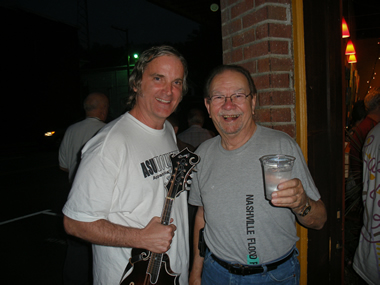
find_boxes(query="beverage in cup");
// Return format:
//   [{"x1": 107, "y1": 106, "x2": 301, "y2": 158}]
[{"x1": 259, "y1": 155, "x2": 296, "y2": 200}]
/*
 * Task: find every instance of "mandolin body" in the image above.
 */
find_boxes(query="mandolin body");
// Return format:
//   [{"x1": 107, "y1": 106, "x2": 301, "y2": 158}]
[{"x1": 120, "y1": 248, "x2": 179, "y2": 285}]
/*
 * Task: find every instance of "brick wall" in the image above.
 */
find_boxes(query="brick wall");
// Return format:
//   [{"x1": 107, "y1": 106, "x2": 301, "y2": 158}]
[{"x1": 220, "y1": 0, "x2": 296, "y2": 138}]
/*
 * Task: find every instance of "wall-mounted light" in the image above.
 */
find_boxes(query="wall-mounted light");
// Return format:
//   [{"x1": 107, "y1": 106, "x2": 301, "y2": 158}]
[
  {"x1": 348, "y1": 54, "x2": 357, "y2": 63},
  {"x1": 345, "y1": 40, "x2": 356, "y2": 55},
  {"x1": 342, "y1": 17, "x2": 350, "y2": 38}
]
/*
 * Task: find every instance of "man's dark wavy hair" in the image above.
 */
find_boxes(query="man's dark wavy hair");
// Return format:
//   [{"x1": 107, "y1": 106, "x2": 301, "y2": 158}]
[{"x1": 126, "y1": 45, "x2": 188, "y2": 110}]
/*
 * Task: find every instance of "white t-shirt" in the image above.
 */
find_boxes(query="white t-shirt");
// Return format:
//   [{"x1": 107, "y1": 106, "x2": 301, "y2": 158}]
[
  {"x1": 63, "y1": 112, "x2": 189, "y2": 285},
  {"x1": 59, "y1": 117, "x2": 106, "y2": 183},
  {"x1": 353, "y1": 123, "x2": 380, "y2": 285}
]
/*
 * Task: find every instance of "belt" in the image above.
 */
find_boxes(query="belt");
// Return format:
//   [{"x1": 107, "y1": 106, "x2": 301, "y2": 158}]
[{"x1": 211, "y1": 250, "x2": 295, "y2": 276}]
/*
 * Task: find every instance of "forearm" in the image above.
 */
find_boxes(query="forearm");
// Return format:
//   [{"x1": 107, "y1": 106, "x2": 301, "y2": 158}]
[
  {"x1": 63, "y1": 215, "x2": 143, "y2": 248},
  {"x1": 273, "y1": 179, "x2": 327, "y2": 230},
  {"x1": 293, "y1": 199, "x2": 327, "y2": 230},
  {"x1": 189, "y1": 206, "x2": 205, "y2": 283}
]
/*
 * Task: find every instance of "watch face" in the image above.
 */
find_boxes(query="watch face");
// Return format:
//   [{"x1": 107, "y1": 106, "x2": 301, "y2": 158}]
[{"x1": 301, "y1": 206, "x2": 311, "y2": 216}]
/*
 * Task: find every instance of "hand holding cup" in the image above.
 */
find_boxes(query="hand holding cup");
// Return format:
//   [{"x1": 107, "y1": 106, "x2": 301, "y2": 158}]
[{"x1": 259, "y1": 155, "x2": 296, "y2": 200}]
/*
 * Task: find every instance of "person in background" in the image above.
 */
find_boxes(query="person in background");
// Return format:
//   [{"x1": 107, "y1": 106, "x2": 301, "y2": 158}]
[
  {"x1": 59, "y1": 92, "x2": 109, "y2": 185},
  {"x1": 188, "y1": 65, "x2": 327, "y2": 285},
  {"x1": 178, "y1": 108, "x2": 213, "y2": 148},
  {"x1": 62, "y1": 45, "x2": 190, "y2": 285},
  {"x1": 167, "y1": 113, "x2": 195, "y2": 152},
  {"x1": 349, "y1": 88, "x2": 380, "y2": 185},
  {"x1": 353, "y1": 123, "x2": 380, "y2": 285},
  {"x1": 59, "y1": 92, "x2": 109, "y2": 285}
]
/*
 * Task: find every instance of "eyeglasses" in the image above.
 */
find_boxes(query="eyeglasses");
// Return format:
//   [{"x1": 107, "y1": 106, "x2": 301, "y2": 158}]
[{"x1": 208, "y1": 93, "x2": 251, "y2": 106}]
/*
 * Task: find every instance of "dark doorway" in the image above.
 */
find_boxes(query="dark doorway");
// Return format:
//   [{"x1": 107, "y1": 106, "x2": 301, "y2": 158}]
[{"x1": 303, "y1": 0, "x2": 345, "y2": 284}]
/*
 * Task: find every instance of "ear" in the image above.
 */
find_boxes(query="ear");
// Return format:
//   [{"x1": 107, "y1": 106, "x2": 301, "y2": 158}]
[
  {"x1": 204, "y1": 98, "x2": 211, "y2": 117},
  {"x1": 251, "y1": 94, "x2": 257, "y2": 115}
]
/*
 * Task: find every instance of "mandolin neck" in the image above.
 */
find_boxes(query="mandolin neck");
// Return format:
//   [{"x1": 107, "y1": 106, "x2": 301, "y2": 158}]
[
  {"x1": 147, "y1": 186, "x2": 175, "y2": 283},
  {"x1": 161, "y1": 197, "x2": 174, "y2": 225}
]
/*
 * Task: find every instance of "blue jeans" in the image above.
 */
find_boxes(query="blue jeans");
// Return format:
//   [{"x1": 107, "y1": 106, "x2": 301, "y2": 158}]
[{"x1": 201, "y1": 248, "x2": 300, "y2": 285}]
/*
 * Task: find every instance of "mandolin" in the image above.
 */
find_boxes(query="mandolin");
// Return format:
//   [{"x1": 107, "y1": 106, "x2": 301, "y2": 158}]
[{"x1": 120, "y1": 147, "x2": 200, "y2": 285}]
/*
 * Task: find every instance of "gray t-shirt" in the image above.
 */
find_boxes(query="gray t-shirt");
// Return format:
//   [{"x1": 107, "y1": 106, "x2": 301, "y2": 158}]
[{"x1": 188, "y1": 125, "x2": 321, "y2": 265}]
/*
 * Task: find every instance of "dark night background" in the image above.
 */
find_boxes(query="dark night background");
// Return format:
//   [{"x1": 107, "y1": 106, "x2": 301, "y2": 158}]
[
  {"x1": 0, "y1": 2, "x2": 222, "y2": 284},
  {"x1": 2, "y1": 0, "x2": 378, "y2": 149},
  {"x1": 1, "y1": 0, "x2": 223, "y2": 150}
]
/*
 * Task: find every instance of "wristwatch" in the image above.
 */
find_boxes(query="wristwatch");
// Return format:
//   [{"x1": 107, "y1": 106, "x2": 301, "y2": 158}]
[{"x1": 298, "y1": 198, "x2": 311, "y2": 217}]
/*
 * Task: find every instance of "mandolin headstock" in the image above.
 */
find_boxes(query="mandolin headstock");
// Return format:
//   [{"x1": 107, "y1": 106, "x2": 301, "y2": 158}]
[{"x1": 166, "y1": 148, "x2": 200, "y2": 199}]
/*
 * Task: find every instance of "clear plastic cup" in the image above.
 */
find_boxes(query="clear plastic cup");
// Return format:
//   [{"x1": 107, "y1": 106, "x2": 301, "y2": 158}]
[{"x1": 259, "y1": 155, "x2": 296, "y2": 200}]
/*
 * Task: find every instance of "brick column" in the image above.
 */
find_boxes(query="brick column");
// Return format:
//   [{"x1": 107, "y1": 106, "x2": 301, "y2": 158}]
[{"x1": 220, "y1": 0, "x2": 295, "y2": 138}]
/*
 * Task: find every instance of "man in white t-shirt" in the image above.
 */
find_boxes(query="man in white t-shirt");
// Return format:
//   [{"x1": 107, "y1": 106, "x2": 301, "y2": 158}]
[
  {"x1": 353, "y1": 123, "x2": 380, "y2": 285},
  {"x1": 59, "y1": 92, "x2": 109, "y2": 184},
  {"x1": 63, "y1": 45, "x2": 190, "y2": 285},
  {"x1": 59, "y1": 92, "x2": 108, "y2": 285}
]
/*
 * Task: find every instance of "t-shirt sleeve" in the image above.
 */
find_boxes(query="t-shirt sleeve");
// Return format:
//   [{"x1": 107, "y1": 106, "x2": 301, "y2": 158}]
[
  {"x1": 62, "y1": 149, "x2": 120, "y2": 222},
  {"x1": 291, "y1": 141, "x2": 321, "y2": 201},
  {"x1": 58, "y1": 132, "x2": 69, "y2": 169}
]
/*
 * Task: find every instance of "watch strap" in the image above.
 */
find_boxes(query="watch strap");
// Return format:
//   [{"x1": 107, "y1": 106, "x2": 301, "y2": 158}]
[{"x1": 298, "y1": 197, "x2": 311, "y2": 216}]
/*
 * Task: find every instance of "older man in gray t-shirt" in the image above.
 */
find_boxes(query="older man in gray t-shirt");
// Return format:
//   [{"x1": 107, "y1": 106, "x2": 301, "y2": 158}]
[{"x1": 188, "y1": 65, "x2": 327, "y2": 285}]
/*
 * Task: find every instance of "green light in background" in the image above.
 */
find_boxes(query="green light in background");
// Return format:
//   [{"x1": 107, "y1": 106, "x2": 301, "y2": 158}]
[{"x1": 133, "y1": 53, "x2": 139, "y2": 59}]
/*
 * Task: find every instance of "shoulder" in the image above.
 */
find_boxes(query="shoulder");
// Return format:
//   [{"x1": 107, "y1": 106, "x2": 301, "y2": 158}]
[
  {"x1": 254, "y1": 125, "x2": 300, "y2": 156},
  {"x1": 164, "y1": 120, "x2": 176, "y2": 134},
  {"x1": 364, "y1": 124, "x2": 380, "y2": 151},
  {"x1": 196, "y1": 136, "x2": 220, "y2": 153},
  {"x1": 369, "y1": 122, "x2": 380, "y2": 135},
  {"x1": 65, "y1": 119, "x2": 86, "y2": 131},
  {"x1": 82, "y1": 116, "x2": 126, "y2": 149},
  {"x1": 257, "y1": 125, "x2": 295, "y2": 141}
]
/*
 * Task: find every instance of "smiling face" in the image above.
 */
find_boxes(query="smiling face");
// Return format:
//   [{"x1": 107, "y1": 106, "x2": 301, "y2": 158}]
[
  {"x1": 205, "y1": 69, "x2": 257, "y2": 144},
  {"x1": 131, "y1": 55, "x2": 184, "y2": 129}
]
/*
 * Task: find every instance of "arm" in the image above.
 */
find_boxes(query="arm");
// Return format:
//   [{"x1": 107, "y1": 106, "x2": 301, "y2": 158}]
[
  {"x1": 189, "y1": 206, "x2": 205, "y2": 285},
  {"x1": 58, "y1": 133, "x2": 69, "y2": 173},
  {"x1": 63, "y1": 215, "x2": 176, "y2": 253},
  {"x1": 271, "y1": 179, "x2": 327, "y2": 230}
]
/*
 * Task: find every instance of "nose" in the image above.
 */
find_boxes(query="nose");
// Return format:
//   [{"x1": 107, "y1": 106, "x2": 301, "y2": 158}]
[
  {"x1": 224, "y1": 96, "x2": 234, "y2": 103},
  {"x1": 164, "y1": 82, "x2": 173, "y2": 95},
  {"x1": 222, "y1": 96, "x2": 234, "y2": 108}
]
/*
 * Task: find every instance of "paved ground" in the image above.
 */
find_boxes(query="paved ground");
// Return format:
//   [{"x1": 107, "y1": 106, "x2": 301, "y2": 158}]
[
  {"x1": 1, "y1": 211, "x2": 66, "y2": 284},
  {"x1": 1, "y1": 146, "x2": 69, "y2": 285}
]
